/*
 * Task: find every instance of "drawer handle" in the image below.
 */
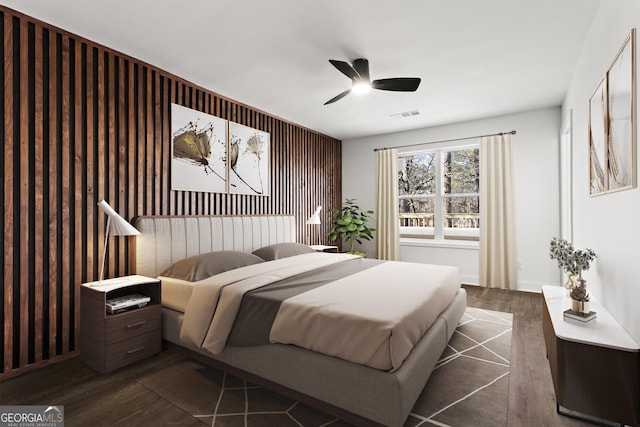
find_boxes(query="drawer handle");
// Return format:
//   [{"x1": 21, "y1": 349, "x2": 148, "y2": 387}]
[
  {"x1": 126, "y1": 320, "x2": 147, "y2": 329},
  {"x1": 126, "y1": 346, "x2": 146, "y2": 355}
]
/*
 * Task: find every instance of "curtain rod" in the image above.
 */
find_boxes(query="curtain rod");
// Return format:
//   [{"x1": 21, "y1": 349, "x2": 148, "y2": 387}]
[{"x1": 372, "y1": 130, "x2": 517, "y2": 152}]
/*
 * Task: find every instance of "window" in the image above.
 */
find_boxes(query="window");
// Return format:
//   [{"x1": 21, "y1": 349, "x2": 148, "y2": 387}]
[{"x1": 398, "y1": 145, "x2": 480, "y2": 241}]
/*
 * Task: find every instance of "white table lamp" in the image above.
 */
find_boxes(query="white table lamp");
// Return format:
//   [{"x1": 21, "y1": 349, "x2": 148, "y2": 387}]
[
  {"x1": 306, "y1": 206, "x2": 322, "y2": 245},
  {"x1": 97, "y1": 199, "x2": 140, "y2": 283}
]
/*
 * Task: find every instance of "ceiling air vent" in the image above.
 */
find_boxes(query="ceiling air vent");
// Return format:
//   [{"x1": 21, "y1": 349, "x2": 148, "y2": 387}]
[{"x1": 390, "y1": 110, "x2": 420, "y2": 118}]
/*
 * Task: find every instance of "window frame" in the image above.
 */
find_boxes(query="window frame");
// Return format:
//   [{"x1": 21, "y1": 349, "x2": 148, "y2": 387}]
[{"x1": 398, "y1": 143, "x2": 480, "y2": 243}]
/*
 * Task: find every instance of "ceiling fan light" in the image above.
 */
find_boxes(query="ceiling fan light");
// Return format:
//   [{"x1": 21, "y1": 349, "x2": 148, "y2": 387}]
[{"x1": 351, "y1": 81, "x2": 371, "y2": 94}]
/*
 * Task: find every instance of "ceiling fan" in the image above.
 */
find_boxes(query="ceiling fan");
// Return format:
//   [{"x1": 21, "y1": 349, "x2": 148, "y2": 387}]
[{"x1": 324, "y1": 58, "x2": 421, "y2": 105}]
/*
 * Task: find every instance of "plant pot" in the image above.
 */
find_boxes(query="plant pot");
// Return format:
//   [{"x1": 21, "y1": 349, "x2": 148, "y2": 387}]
[
  {"x1": 571, "y1": 299, "x2": 580, "y2": 312},
  {"x1": 581, "y1": 300, "x2": 590, "y2": 314},
  {"x1": 571, "y1": 298, "x2": 590, "y2": 314}
]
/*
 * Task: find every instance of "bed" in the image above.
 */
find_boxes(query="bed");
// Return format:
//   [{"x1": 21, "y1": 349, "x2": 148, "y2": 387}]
[{"x1": 132, "y1": 215, "x2": 466, "y2": 426}]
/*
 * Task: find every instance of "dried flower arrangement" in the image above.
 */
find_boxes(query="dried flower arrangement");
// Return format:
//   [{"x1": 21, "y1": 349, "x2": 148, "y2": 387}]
[{"x1": 549, "y1": 237, "x2": 597, "y2": 302}]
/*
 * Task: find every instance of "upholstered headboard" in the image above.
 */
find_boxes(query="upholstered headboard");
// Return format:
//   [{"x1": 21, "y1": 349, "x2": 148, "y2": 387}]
[{"x1": 132, "y1": 215, "x2": 297, "y2": 277}]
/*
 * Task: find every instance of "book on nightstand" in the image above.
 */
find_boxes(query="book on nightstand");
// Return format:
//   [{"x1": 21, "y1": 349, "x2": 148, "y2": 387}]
[
  {"x1": 563, "y1": 309, "x2": 596, "y2": 324},
  {"x1": 106, "y1": 294, "x2": 151, "y2": 314}
]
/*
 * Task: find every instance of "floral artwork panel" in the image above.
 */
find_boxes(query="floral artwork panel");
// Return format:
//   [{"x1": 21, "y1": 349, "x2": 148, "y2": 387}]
[
  {"x1": 588, "y1": 78, "x2": 607, "y2": 195},
  {"x1": 171, "y1": 104, "x2": 228, "y2": 193},
  {"x1": 606, "y1": 29, "x2": 636, "y2": 191},
  {"x1": 228, "y1": 122, "x2": 270, "y2": 196}
]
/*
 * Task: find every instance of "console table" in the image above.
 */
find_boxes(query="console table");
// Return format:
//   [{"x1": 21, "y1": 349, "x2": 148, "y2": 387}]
[{"x1": 541, "y1": 285, "x2": 639, "y2": 425}]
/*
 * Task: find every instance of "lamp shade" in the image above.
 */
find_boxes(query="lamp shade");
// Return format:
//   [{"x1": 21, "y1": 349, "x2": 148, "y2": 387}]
[
  {"x1": 306, "y1": 206, "x2": 322, "y2": 225},
  {"x1": 97, "y1": 199, "x2": 140, "y2": 236}
]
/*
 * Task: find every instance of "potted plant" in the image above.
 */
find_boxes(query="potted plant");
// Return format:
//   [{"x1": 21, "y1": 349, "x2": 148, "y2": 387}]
[
  {"x1": 328, "y1": 199, "x2": 375, "y2": 256},
  {"x1": 549, "y1": 237, "x2": 597, "y2": 313}
]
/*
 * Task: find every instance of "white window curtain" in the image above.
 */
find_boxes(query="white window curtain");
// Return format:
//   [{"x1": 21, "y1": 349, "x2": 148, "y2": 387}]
[
  {"x1": 376, "y1": 148, "x2": 400, "y2": 260},
  {"x1": 479, "y1": 133, "x2": 517, "y2": 289}
]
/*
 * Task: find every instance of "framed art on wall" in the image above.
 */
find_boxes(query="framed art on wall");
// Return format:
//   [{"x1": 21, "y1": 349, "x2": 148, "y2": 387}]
[
  {"x1": 606, "y1": 28, "x2": 636, "y2": 192},
  {"x1": 588, "y1": 28, "x2": 636, "y2": 196},
  {"x1": 228, "y1": 122, "x2": 270, "y2": 196},
  {"x1": 171, "y1": 104, "x2": 228, "y2": 193}
]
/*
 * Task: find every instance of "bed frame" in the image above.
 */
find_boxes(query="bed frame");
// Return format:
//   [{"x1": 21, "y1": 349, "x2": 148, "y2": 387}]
[{"x1": 132, "y1": 215, "x2": 466, "y2": 427}]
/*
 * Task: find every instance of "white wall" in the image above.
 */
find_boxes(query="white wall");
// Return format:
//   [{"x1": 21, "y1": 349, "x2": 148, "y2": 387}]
[
  {"x1": 342, "y1": 107, "x2": 562, "y2": 292},
  {"x1": 562, "y1": 0, "x2": 640, "y2": 344}
]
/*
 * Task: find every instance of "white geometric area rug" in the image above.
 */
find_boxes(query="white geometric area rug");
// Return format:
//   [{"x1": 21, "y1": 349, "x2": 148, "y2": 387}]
[
  {"x1": 407, "y1": 307, "x2": 513, "y2": 427},
  {"x1": 142, "y1": 307, "x2": 513, "y2": 427}
]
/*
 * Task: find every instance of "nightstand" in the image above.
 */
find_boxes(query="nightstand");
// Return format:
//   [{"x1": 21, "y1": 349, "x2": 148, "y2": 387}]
[
  {"x1": 80, "y1": 275, "x2": 161, "y2": 373},
  {"x1": 541, "y1": 285, "x2": 639, "y2": 425}
]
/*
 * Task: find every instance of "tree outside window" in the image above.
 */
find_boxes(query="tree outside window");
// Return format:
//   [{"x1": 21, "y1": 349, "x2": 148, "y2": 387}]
[{"x1": 398, "y1": 146, "x2": 479, "y2": 241}]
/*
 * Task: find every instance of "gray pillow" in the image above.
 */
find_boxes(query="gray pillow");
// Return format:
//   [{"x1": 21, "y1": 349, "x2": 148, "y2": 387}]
[
  {"x1": 160, "y1": 251, "x2": 264, "y2": 282},
  {"x1": 252, "y1": 242, "x2": 315, "y2": 261}
]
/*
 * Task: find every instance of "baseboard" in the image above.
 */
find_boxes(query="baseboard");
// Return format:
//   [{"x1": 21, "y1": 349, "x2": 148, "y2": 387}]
[{"x1": 460, "y1": 274, "x2": 479, "y2": 285}]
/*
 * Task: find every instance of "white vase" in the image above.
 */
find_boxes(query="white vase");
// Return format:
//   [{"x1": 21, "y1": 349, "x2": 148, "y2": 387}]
[
  {"x1": 570, "y1": 299, "x2": 590, "y2": 314},
  {"x1": 581, "y1": 300, "x2": 590, "y2": 314}
]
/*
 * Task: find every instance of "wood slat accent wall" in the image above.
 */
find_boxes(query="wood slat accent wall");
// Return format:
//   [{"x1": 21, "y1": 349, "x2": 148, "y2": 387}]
[{"x1": 0, "y1": 7, "x2": 342, "y2": 378}]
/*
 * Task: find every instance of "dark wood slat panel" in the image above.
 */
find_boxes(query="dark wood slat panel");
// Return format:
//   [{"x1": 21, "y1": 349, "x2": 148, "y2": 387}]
[
  {"x1": 73, "y1": 37, "x2": 83, "y2": 351},
  {"x1": 18, "y1": 16, "x2": 29, "y2": 368},
  {"x1": 34, "y1": 23, "x2": 44, "y2": 364},
  {"x1": 106, "y1": 52, "x2": 116, "y2": 277},
  {"x1": 85, "y1": 45, "x2": 95, "y2": 289},
  {"x1": 136, "y1": 63, "x2": 144, "y2": 215},
  {"x1": 153, "y1": 71, "x2": 161, "y2": 216},
  {"x1": 145, "y1": 67, "x2": 153, "y2": 215},
  {"x1": 117, "y1": 56, "x2": 126, "y2": 276},
  {"x1": 60, "y1": 33, "x2": 71, "y2": 355},
  {"x1": 127, "y1": 60, "x2": 136, "y2": 221},
  {"x1": 3, "y1": 11, "x2": 15, "y2": 373},
  {"x1": 96, "y1": 48, "x2": 105, "y2": 284},
  {"x1": 1, "y1": 6, "x2": 342, "y2": 378},
  {"x1": 161, "y1": 76, "x2": 170, "y2": 215},
  {"x1": 47, "y1": 26, "x2": 58, "y2": 362}
]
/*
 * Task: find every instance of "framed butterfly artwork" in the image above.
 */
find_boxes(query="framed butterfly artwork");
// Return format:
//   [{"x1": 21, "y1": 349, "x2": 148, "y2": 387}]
[{"x1": 171, "y1": 104, "x2": 228, "y2": 193}]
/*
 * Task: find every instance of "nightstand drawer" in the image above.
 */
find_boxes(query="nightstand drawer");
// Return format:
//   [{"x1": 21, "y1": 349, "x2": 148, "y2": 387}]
[
  {"x1": 105, "y1": 330, "x2": 161, "y2": 372},
  {"x1": 105, "y1": 305, "x2": 161, "y2": 343}
]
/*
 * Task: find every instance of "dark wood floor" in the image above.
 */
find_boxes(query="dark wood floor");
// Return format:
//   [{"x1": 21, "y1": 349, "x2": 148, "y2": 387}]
[
  {"x1": 462, "y1": 285, "x2": 587, "y2": 427},
  {"x1": 1, "y1": 285, "x2": 590, "y2": 426}
]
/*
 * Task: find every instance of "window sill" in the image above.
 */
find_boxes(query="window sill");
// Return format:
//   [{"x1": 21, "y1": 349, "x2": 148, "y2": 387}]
[{"x1": 400, "y1": 238, "x2": 480, "y2": 250}]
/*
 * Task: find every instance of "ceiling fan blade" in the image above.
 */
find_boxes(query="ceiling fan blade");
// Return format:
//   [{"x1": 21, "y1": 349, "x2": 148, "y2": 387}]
[
  {"x1": 324, "y1": 89, "x2": 351, "y2": 105},
  {"x1": 372, "y1": 77, "x2": 421, "y2": 92},
  {"x1": 329, "y1": 60, "x2": 358, "y2": 80},
  {"x1": 352, "y1": 58, "x2": 370, "y2": 82}
]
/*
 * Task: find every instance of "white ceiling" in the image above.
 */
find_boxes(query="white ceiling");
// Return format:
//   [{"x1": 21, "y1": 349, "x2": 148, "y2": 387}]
[{"x1": 2, "y1": 0, "x2": 601, "y2": 140}]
